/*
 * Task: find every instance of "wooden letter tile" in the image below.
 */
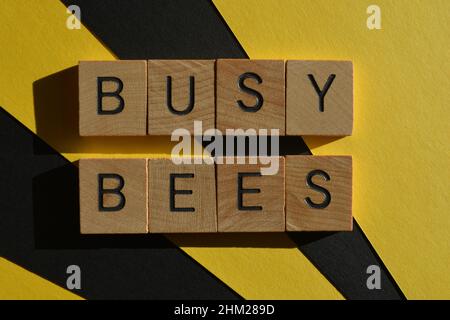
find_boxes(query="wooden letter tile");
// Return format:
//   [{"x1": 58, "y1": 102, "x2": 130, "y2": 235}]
[
  {"x1": 216, "y1": 59, "x2": 285, "y2": 134},
  {"x1": 286, "y1": 60, "x2": 353, "y2": 136},
  {"x1": 286, "y1": 156, "x2": 352, "y2": 231},
  {"x1": 217, "y1": 157, "x2": 285, "y2": 232},
  {"x1": 79, "y1": 60, "x2": 147, "y2": 136},
  {"x1": 148, "y1": 159, "x2": 216, "y2": 233},
  {"x1": 79, "y1": 159, "x2": 148, "y2": 234},
  {"x1": 147, "y1": 60, "x2": 215, "y2": 135}
]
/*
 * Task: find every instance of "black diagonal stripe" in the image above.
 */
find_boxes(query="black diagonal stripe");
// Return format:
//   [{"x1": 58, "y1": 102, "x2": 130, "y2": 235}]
[
  {"x1": 63, "y1": 0, "x2": 246, "y2": 59},
  {"x1": 289, "y1": 221, "x2": 406, "y2": 300},
  {"x1": 278, "y1": 140, "x2": 405, "y2": 299},
  {"x1": 0, "y1": 106, "x2": 241, "y2": 299}
]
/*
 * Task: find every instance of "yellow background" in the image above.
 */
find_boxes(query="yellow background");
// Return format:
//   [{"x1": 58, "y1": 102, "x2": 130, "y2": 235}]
[{"x1": 0, "y1": 0, "x2": 448, "y2": 299}]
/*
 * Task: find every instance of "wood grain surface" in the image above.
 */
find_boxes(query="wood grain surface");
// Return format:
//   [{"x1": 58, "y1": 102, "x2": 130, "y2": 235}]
[
  {"x1": 79, "y1": 60, "x2": 147, "y2": 136},
  {"x1": 286, "y1": 60, "x2": 353, "y2": 136},
  {"x1": 216, "y1": 59, "x2": 285, "y2": 134},
  {"x1": 286, "y1": 155, "x2": 352, "y2": 231},
  {"x1": 148, "y1": 158, "x2": 217, "y2": 233},
  {"x1": 216, "y1": 157, "x2": 285, "y2": 232},
  {"x1": 147, "y1": 60, "x2": 215, "y2": 135},
  {"x1": 79, "y1": 158, "x2": 148, "y2": 234}
]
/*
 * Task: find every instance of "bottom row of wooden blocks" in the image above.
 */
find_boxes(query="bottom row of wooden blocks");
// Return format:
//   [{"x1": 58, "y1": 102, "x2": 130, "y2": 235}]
[{"x1": 79, "y1": 156, "x2": 352, "y2": 233}]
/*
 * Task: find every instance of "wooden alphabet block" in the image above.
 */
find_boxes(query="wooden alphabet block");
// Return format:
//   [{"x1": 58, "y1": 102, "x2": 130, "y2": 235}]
[
  {"x1": 147, "y1": 60, "x2": 215, "y2": 135},
  {"x1": 79, "y1": 158, "x2": 148, "y2": 234},
  {"x1": 79, "y1": 60, "x2": 147, "y2": 136},
  {"x1": 216, "y1": 157, "x2": 285, "y2": 232},
  {"x1": 216, "y1": 59, "x2": 285, "y2": 134},
  {"x1": 148, "y1": 159, "x2": 216, "y2": 233},
  {"x1": 286, "y1": 60, "x2": 353, "y2": 136},
  {"x1": 286, "y1": 156, "x2": 352, "y2": 231}
]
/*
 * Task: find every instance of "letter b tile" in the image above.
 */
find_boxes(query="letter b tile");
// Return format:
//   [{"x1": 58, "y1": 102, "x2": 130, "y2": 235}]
[
  {"x1": 79, "y1": 60, "x2": 147, "y2": 136},
  {"x1": 79, "y1": 158, "x2": 148, "y2": 234}
]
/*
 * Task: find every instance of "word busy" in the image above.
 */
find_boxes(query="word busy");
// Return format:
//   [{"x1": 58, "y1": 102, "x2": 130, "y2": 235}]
[{"x1": 79, "y1": 59, "x2": 353, "y2": 136}]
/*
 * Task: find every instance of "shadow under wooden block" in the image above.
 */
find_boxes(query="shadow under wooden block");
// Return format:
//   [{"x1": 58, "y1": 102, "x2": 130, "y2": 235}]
[
  {"x1": 286, "y1": 60, "x2": 353, "y2": 136},
  {"x1": 148, "y1": 159, "x2": 217, "y2": 233},
  {"x1": 79, "y1": 158, "x2": 148, "y2": 234},
  {"x1": 216, "y1": 59, "x2": 285, "y2": 134},
  {"x1": 286, "y1": 155, "x2": 352, "y2": 231},
  {"x1": 79, "y1": 60, "x2": 147, "y2": 136},
  {"x1": 33, "y1": 66, "x2": 175, "y2": 155},
  {"x1": 217, "y1": 157, "x2": 285, "y2": 232},
  {"x1": 147, "y1": 60, "x2": 215, "y2": 135}
]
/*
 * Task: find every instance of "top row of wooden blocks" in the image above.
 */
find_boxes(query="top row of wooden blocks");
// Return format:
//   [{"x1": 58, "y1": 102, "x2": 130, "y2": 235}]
[{"x1": 79, "y1": 60, "x2": 353, "y2": 136}]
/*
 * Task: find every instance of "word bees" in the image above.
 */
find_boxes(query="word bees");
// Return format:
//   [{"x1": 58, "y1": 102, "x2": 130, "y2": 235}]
[
  {"x1": 78, "y1": 59, "x2": 353, "y2": 136},
  {"x1": 79, "y1": 156, "x2": 352, "y2": 233}
]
